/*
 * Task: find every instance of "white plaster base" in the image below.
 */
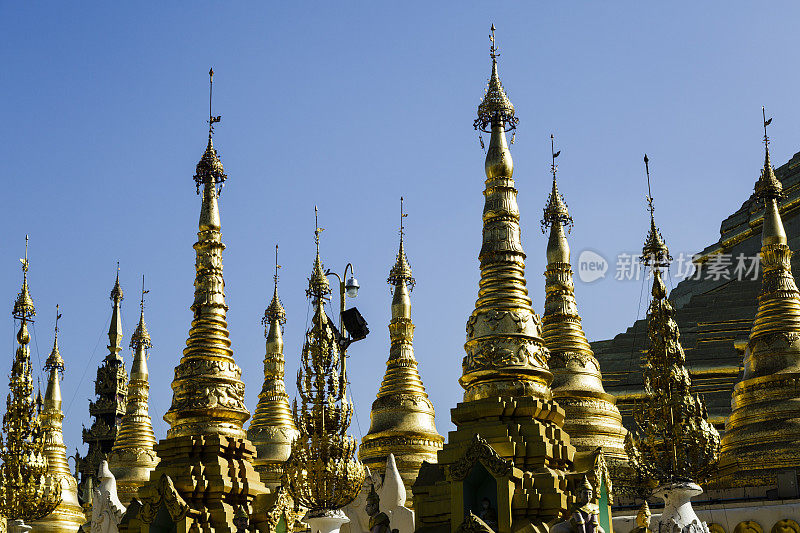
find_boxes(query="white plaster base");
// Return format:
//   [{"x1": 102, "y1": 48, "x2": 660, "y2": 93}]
[
  {"x1": 305, "y1": 510, "x2": 351, "y2": 533},
  {"x1": 652, "y1": 482, "x2": 710, "y2": 533}
]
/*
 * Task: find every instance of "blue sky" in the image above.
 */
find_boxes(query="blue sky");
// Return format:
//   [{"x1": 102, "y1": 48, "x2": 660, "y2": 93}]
[{"x1": 2, "y1": 3, "x2": 800, "y2": 457}]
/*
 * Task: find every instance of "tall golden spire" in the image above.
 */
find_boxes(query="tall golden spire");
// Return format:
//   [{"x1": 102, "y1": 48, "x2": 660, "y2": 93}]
[
  {"x1": 626, "y1": 156, "x2": 719, "y2": 485},
  {"x1": 35, "y1": 305, "x2": 86, "y2": 532},
  {"x1": 129, "y1": 70, "x2": 267, "y2": 533},
  {"x1": 285, "y1": 209, "x2": 365, "y2": 514},
  {"x1": 360, "y1": 198, "x2": 444, "y2": 506},
  {"x1": 108, "y1": 277, "x2": 159, "y2": 505},
  {"x1": 462, "y1": 25, "x2": 551, "y2": 402},
  {"x1": 540, "y1": 136, "x2": 627, "y2": 463},
  {"x1": 163, "y1": 67, "x2": 249, "y2": 438},
  {"x1": 416, "y1": 29, "x2": 573, "y2": 529},
  {"x1": 248, "y1": 245, "x2": 299, "y2": 488},
  {"x1": 718, "y1": 110, "x2": 800, "y2": 488},
  {"x1": 0, "y1": 238, "x2": 61, "y2": 524}
]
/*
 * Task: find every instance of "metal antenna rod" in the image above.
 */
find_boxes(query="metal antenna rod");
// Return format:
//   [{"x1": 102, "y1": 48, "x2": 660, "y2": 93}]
[{"x1": 644, "y1": 154, "x2": 654, "y2": 215}]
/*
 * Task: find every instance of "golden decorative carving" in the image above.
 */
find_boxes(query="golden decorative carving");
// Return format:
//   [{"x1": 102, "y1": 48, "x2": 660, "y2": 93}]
[
  {"x1": 734, "y1": 521, "x2": 763, "y2": 533},
  {"x1": 449, "y1": 435, "x2": 512, "y2": 481},
  {"x1": 771, "y1": 520, "x2": 800, "y2": 533},
  {"x1": 285, "y1": 217, "x2": 365, "y2": 513},
  {"x1": 0, "y1": 242, "x2": 62, "y2": 522},
  {"x1": 626, "y1": 166, "x2": 720, "y2": 485}
]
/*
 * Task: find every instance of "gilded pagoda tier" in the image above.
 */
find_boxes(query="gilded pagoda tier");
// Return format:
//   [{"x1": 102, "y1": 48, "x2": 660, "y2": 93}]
[
  {"x1": 540, "y1": 172, "x2": 627, "y2": 462},
  {"x1": 719, "y1": 140, "x2": 800, "y2": 488},
  {"x1": 461, "y1": 122, "x2": 552, "y2": 404},
  {"x1": 360, "y1": 236, "x2": 444, "y2": 504},
  {"x1": 163, "y1": 139, "x2": 250, "y2": 440}
]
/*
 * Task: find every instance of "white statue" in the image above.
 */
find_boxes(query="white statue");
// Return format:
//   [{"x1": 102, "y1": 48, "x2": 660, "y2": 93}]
[
  {"x1": 342, "y1": 467, "x2": 376, "y2": 533},
  {"x1": 91, "y1": 461, "x2": 126, "y2": 533},
  {"x1": 379, "y1": 455, "x2": 414, "y2": 533}
]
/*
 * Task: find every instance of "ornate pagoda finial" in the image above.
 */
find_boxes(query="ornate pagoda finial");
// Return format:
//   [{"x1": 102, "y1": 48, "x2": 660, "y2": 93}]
[
  {"x1": 14, "y1": 235, "x2": 35, "y2": 321},
  {"x1": 308, "y1": 206, "x2": 331, "y2": 299},
  {"x1": 754, "y1": 106, "x2": 782, "y2": 200},
  {"x1": 541, "y1": 134, "x2": 572, "y2": 233},
  {"x1": 131, "y1": 275, "x2": 152, "y2": 350},
  {"x1": 264, "y1": 245, "x2": 287, "y2": 327},
  {"x1": 641, "y1": 154, "x2": 672, "y2": 268},
  {"x1": 44, "y1": 305, "x2": 64, "y2": 375},
  {"x1": 194, "y1": 68, "x2": 226, "y2": 195},
  {"x1": 474, "y1": 24, "x2": 518, "y2": 135},
  {"x1": 388, "y1": 197, "x2": 414, "y2": 291}
]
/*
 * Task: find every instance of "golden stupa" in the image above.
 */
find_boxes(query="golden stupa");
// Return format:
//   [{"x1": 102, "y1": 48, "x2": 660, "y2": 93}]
[
  {"x1": 359, "y1": 200, "x2": 444, "y2": 504},
  {"x1": 121, "y1": 70, "x2": 268, "y2": 533},
  {"x1": 414, "y1": 27, "x2": 574, "y2": 533},
  {"x1": 108, "y1": 279, "x2": 159, "y2": 505},
  {"x1": 247, "y1": 245, "x2": 299, "y2": 489},
  {"x1": 32, "y1": 307, "x2": 86, "y2": 532},
  {"x1": 539, "y1": 138, "x2": 627, "y2": 464},
  {"x1": 717, "y1": 114, "x2": 800, "y2": 489}
]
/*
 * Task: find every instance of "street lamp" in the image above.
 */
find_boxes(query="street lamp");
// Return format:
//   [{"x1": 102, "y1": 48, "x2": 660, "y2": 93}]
[{"x1": 325, "y1": 263, "x2": 369, "y2": 349}]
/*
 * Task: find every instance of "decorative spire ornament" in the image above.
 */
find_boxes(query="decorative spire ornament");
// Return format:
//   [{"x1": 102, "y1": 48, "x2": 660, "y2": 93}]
[
  {"x1": 33, "y1": 306, "x2": 86, "y2": 532},
  {"x1": 77, "y1": 267, "x2": 129, "y2": 498},
  {"x1": 108, "y1": 276, "x2": 159, "y2": 505},
  {"x1": 0, "y1": 239, "x2": 62, "y2": 527},
  {"x1": 285, "y1": 209, "x2": 365, "y2": 521},
  {"x1": 718, "y1": 110, "x2": 800, "y2": 488},
  {"x1": 625, "y1": 155, "x2": 720, "y2": 486},
  {"x1": 360, "y1": 198, "x2": 444, "y2": 506},
  {"x1": 127, "y1": 69, "x2": 267, "y2": 533},
  {"x1": 415, "y1": 29, "x2": 574, "y2": 529},
  {"x1": 248, "y1": 245, "x2": 299, "y2": 488},
  {"x1": 540, "y1": 136, "x2": 627, "y2": 463}
]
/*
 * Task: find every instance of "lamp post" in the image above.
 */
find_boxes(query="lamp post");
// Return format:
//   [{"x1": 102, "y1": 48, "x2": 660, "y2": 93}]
[{"x1": 325, "y1": 264, "x2": 369, "y2": 353}]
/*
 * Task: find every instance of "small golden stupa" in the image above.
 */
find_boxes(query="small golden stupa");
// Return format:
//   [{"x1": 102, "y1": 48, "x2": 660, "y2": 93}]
[
  {"x1": 359, "y1": 199, "x2": 444, "y2": 505},
  {"x1": 539, "y1": 137, "x2": 627, "y2": 464},
  {"x1": 33, "y1": 306, "x2": 86, "y2": 532},
  {"x1": 108, "y1": 278, "x2": 159, "y2": 505},
  {"x1": 718, "y1": 112, "x2": 800, "y2": 488},
  {"x1": 248, "y1": 245, "x2": 299, "y2": 488}
]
